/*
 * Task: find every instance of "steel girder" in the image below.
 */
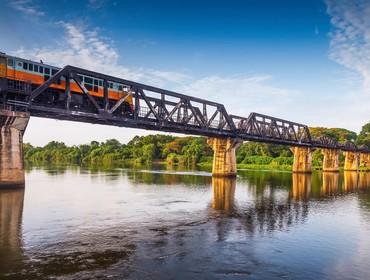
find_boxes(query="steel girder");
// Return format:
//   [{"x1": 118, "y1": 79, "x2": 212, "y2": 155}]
[{"x1": 0, "y1": 65, "x2": 368, "y2": 153}]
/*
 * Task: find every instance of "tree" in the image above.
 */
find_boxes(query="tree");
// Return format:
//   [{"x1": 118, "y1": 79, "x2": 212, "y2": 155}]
[{"x1": 357, "y1": 122, "x2": 370, "y2": 147}]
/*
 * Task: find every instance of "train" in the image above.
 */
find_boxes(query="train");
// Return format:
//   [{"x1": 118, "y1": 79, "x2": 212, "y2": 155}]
[{"x1": 0, "y1": 52, "x2": 134, "y2": 114}]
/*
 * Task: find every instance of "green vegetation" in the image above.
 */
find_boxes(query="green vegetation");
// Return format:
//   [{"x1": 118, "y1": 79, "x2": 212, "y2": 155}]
[{"x1": 24, "y1": 122, "x2": 370, "y2": 170}]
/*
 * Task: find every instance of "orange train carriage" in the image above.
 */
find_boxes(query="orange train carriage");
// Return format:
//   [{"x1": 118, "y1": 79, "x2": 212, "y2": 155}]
[{"x1": 0, "y1": 52, "x2": 134, "y2": 113}]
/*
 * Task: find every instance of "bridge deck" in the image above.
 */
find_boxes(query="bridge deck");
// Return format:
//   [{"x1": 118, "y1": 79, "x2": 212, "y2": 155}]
[{"x1": 0, "y1": 64, "x2": 368, "y2": 153}]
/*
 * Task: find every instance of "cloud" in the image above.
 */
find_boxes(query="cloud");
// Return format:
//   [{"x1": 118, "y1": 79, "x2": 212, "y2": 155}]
[
  {"x1": 14, "y1": 22, "x2": 190, "y2": 87},
  {"x1": 88, "y1": 0, "x2": 108, "y2": 9},
  {"x1": 326, "y1": 0, "x2": 370, "y2": 92},
  {"x1": 178, "y1": 75, "x2": 297, "y2": 116},
  {"x1": 9, "y1": 0, "x2": 44, "y2": 17}
]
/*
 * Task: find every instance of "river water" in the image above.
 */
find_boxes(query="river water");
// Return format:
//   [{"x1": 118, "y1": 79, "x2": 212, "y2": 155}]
[{"x1": 1, "y1": 165, "x2": 370, "y2": 279}]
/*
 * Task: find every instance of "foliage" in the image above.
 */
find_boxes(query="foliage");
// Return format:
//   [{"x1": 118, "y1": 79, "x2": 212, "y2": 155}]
[
  {"x1": 24, "y1": 122, "x2": 370, "y2": 169},
  {"x1": 357, "y1": 122, "x2": 370, "y2": 147},
  {"x1": 309, "y1": 127, "x2": 357, "y2": 143}
]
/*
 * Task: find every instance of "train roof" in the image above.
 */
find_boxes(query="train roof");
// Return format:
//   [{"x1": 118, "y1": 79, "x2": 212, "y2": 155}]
[{"x1": 1, "y1": 51, "x2": 61, "y2": 70}]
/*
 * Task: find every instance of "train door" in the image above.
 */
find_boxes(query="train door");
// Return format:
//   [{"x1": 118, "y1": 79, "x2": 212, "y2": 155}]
[{"x1": 0, "y1": 55, "x2": 6, "y2": 78}]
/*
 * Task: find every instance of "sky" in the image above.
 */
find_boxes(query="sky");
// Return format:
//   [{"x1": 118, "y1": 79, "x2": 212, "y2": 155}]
[{"x1": 1, "y1": 0, "x2": 369, "y2": 146}]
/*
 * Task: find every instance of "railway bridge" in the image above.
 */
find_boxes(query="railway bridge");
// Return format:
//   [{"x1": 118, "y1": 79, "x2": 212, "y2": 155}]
[{"x1": 0, "y1": 61, "x2": 369, "y2": 187}]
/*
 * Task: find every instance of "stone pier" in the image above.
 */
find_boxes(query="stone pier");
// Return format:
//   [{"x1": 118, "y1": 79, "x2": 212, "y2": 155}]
[
  {"x1": 359, "y1": 153, "x2": 370, "y2": 170},
  {"x1": 343, "y1": 151, "x2": 359, "y2": 171},
  {"x1": 0, "y1": 109, "x2": 30, "y2": 188},
  {"x1": 207, "y1": 137, "x2": 242, "y2": 177},
  {"x1": 290, "y1": 146, "x2": 313, "y2": 173},
  {"x1": 321, "y1": 148, "x2": 340, "y2": 172}
]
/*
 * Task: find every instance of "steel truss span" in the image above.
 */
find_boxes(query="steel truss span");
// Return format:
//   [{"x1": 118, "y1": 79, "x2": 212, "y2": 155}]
[{"x1": 0, "y1": 65, "x2": 368, "y2": 153}]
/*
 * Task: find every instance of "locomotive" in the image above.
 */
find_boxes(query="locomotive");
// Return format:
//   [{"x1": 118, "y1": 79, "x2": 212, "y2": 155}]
[{"x1": 0, "y1": 52, "x2": 134, "y2": 115}]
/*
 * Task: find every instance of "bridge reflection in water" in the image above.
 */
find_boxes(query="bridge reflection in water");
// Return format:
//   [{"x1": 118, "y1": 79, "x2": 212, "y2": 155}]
[
  {"x1": 211, "y1": 171, "x2": 370, "y2": 234},
  {"x1": 0, "y1": 188, "x2": 24, "y2": 274},
  {"x1": 2, "y1": 169, "x2": 370, "y2": 278}
]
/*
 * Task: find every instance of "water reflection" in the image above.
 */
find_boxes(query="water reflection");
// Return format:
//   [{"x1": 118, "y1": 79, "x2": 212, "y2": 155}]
[
  {"x1": 291, "y1": 173, "x2": 311, "y2": 200},
  {"x1": 322, "y1": 172, "x2": 339, "y2": 196},
  {"x1": 212, "y1": 177, "x2": 236, "y2": 212},
  {"x1": 0, "y1": 189, "x2": 24, "y2": 275},
  {"x1": 2, "y1": 167, "x2": 370, "y2": 279}
]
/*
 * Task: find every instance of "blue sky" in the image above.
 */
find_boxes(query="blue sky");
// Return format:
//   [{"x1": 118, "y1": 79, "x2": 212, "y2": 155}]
[{"x1": 1, "y1": 0, "x2": 369, "y2": 145}]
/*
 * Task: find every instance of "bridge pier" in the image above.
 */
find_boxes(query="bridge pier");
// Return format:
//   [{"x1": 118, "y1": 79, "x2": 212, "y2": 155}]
[
  {"x1": 207, "y1": 137, "x2": 242, "y2": 177},
  {"x1": 344, "y1": 151, "x2": 359, "y2": 171},
  {"x1": 359, "y1": 153, "x2": 370, "y2": 170},
  {"x1": 0, "y1": 109, "x2": 29, "y2": 188},
  {"x1": 290, "y1": 146, "x2": 313, "y2": 173},
  {"x1": 321, "y1": 148, "x2": 340, "y2": 172}
]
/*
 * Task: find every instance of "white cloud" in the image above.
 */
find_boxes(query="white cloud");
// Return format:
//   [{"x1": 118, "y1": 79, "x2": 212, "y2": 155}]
[
  {"x1": 178, "y1": 75, "x2": 297, "y2": 117},
  {"x1": 326, "y1": 0, "x2": 370, "y2": 92},
  {"x1": 9, "y1": 0, "x2": 44, "y2": 17},
  {"x1": 14, "y1": 22, "x2": 189, "y2": 88}
]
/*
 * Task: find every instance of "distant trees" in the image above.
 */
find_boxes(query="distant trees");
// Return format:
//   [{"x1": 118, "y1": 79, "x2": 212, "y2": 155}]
[
  {"x1": 357, "y1": 122, "x2": 370, "y2": 147},
  {"x1": 24, "y1": 134, "x2": 213, "y2": 166},
  {"x1": 23, "y1": 122, "x2": 370, "y2": 169}
]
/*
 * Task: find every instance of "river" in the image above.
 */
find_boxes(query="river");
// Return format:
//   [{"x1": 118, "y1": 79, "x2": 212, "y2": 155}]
[{"x1": 1, "y1": 165, "x2": 370, "y2": 279}]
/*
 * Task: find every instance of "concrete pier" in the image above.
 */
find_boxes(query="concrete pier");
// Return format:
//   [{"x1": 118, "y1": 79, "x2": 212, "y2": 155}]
[
  {"x1": 290, "y1": 146, "x2": 313, "y2": 173},
  {"x1": 359, "y1": 153, "x2": 370, "y2": 170},
  {"x1": 0, "y1": 109, "x2": 30, "y2": 188},
  {"x1": 207, "y1": 137, "x2": 242, "y2": 177},
  {"x1": 343, "y1": 151, "x2": 359, "y2": 171},
  {"x1": 321, "y1": 148, "x2": 340, "y2": 172}
]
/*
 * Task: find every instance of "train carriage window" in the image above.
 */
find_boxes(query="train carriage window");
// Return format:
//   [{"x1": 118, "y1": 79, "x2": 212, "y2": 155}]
[
  {"x1": 118, "y1": 85, "x2": 123, "y2": 91},
  {"x1": 84, "y1": 77, "x2": 93, "y2": 84},
  {"x1": 28, "y1": 64, "x2": 33, "y2": 72},
  {"x1": 7, "y1": 59, "x2": 14, "y2": 67},
  {"x1": 23, "y1": 62, "x2": 28, "y2": 70},
  {"x1": 34, "y1": 65, "x2": 39, "y2": 72},
  {"x1": 93, "y1": 79, "x2": 99, "y2": 92},
  {"x1": 39, "y1": 66, "x2": 43, "y2": 73},
  {"x1": 98, "y1": 80, "x2": 103, "y2": 87},
  {"x1": 77, "y1": 74, "x2": 83, "y2": 82},
  {"x1": 44, "y1": 68, "x2": 50, "y2": 75},
  {"x1": 52, "y1": 69, "x2": 57, "y2": 75},
  {"x1": 85, "y1": 84, "x2": 93, "y2": 91}
]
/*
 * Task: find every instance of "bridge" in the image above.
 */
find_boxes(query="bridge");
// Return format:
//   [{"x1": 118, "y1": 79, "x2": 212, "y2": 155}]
[{"x1": 1, "y1": 62, "x2": 370, "y2": 187}]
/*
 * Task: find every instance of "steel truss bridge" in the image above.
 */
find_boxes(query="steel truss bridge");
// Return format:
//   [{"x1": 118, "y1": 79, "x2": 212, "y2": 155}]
[{"x1": 0, "y1": 65, "x2": 368, "y2": 153}]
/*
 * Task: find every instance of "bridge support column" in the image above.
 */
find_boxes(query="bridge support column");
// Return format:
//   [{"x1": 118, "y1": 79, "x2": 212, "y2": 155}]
[
  {"x1": 0, "y1": 109, "x2": 29, "y2": 188},
  {"x1": 290, "y1": 146, "x2": 313, "y2": 173},
  {"x1": 359, "y1": 153, "x2": 370, "y2": 170},
  {"x1": 207, "y1": 137, "x2": 242, "y2": 177},
  {"x1": 321, "y1": 148, "x2": 340, "y2": 172},
  {"x1": 344, "y1": 151, "x2": 359, "y2": 171}
]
